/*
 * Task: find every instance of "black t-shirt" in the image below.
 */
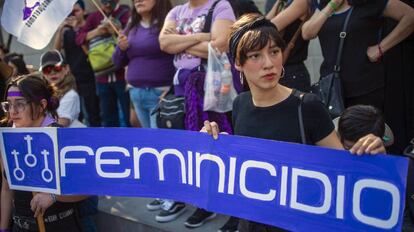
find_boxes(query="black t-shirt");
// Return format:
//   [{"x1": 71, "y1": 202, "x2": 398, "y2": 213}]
[
  {"x1": 62, "y1": 26, "x2": 95, "y2": 84},
  {"x1": 317, "y1": 0, "x2": 388, "y2": 98},
  {"x1": 233, "y1": 90, "x2": 334, "y2": 145},
  {"x1": 233, "y1": 90, "x2": 334, "y2": 230}
]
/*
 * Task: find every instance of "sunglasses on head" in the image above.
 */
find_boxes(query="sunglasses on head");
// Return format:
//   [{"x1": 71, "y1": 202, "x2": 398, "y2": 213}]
[{"x1": 42, "y1": 65, "x2": 63, "y2": 75}]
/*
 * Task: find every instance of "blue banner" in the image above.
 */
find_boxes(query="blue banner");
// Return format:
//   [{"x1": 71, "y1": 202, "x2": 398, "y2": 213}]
[{"x1": 0, "y1": 128, "x2": 408, "y2": 231}]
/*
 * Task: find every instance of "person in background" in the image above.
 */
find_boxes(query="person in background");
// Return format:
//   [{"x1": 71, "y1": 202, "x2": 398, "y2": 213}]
[
  {"x1": 265, "y1": 0, "x2": 316, "y2": 92},
  {"x1": 336, "y1": 104, "x2": 414, "y2": 231},
  {"x1": 4, "y1": 53, "x2": 29, "y2": 77},
  {"x1": 76, "y1": 0, "x2": 131, "y2": 127},
  {"x1": 203, "y1": 14, "x2": 384, "y2": 232},
  {"x1": 54, "y1": 0, "x2": 101, "y2": 127},
  {"x1": 40, "y1": 50, "x2": 99, "y2": 232},
  {"x1": 113, "y1": 0, "x2": 174, "y2": 129},
  {"x1": 0, "y1": 44, "x2": 9, "y2": 61},
  {"x1": 302, "y1": 0, "x2": 414, "y2": 111},
  {"x1": 40, "y1": 50, "x2": 81, "y2": 128},
  {"x1": 0, "y1": 59, "x2": 12, "y2": 224},
  {"x1": 265, "y1": 0, "x2": 277, "y2": 13},
  {"x1": 0, "y1": 74, "x2": 87, "y2": 232},
  {"x1": 159, "y1": 0, "x2": 236, "y2": 227},
  {"x1": 336, "y1": 105, "x2": 392, "y2": 151}
]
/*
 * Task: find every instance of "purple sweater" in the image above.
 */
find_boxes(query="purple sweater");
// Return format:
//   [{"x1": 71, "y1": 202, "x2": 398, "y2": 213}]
[{"x1": 112, "y1": 25, "x2": 175, "y2": 88}]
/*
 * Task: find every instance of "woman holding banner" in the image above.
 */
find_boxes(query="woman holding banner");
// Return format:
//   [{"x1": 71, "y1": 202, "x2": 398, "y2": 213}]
[
  {"x1": 202, "y1": 14, "x2": 385, "y2": 232},
  {"x1": 0, "y1": 75, "x2": 86, "y2": 232}
]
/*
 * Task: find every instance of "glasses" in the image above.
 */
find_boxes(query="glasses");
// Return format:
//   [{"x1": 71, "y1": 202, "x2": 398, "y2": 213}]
[
  {"x1": 1, "y1": 100, "x2": 30, "y2": 113},
  {"x1": 42, "y1": 65, "x2": 63, "y2": 75}
]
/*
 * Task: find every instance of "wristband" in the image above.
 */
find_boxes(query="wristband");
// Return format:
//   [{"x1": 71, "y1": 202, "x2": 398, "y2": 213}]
[
  {"x1": 328, "y1": 1, "x2": 339, "y2": 12},
  {"x1": 50, "y1": 193, "x2": 57, "y2": 203},
  {"x1": 0, "y1": 229, "x2": 10, "y2": 232}
]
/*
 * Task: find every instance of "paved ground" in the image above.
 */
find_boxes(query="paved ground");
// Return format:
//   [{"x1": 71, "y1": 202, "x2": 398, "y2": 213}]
[{"x1": 97, "y1": 196, "x2": 231, "y2": 232}]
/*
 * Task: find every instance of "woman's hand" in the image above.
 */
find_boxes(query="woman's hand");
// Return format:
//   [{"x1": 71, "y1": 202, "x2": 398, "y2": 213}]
[
  {"x1": 349, "y1": 133, "x2": 386, "y2": 155},
  {"x1": 30, "y1": 193, "x2": 54, "y2": 217},
  {"x1": 367, "y1": 45, "x2": 381, "y2": 62},
  {"x1": 200, "y1": 120, "x2": 225, "y2": 140},
  {"x1": 118, "y1": 34, "x2": 129, "y2": 51}
]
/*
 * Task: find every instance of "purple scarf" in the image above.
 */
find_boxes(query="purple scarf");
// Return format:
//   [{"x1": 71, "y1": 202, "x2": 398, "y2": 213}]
[{"x1": 184, "y1": 68, "x2": 232, "y2": 134}]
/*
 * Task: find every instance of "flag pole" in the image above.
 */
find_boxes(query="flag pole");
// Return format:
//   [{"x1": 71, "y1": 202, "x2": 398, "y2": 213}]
[
  {"x1": 88, "y1": 0, "x2": 121, "y2": 36},
  {"x1": 32, "y1": 192, "x2": 46, "y2": 232}
]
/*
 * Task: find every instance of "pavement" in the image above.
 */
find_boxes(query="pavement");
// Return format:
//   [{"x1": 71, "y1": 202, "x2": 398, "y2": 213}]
[{"x1": 96, "y1": 196, "x2": 231, "y2": 232}]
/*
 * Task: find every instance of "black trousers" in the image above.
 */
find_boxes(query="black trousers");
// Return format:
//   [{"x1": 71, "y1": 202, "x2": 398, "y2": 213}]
[{"x1": 77, "y1": 81, "x2": 101, "y2": 127}]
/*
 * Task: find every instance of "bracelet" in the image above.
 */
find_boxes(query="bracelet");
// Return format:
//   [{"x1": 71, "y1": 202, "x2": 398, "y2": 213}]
[
  {"x1": 50, "y1": 193, "x2": 57, "y2": 203},
  {"x1": 328, "y1": 1, "x2": 339, "y2": 12}
]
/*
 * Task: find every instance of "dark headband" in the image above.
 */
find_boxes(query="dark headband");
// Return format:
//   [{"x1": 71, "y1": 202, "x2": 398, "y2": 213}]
[{"x1": 229, "y1": 16, "x2": 278, "y2": 63}]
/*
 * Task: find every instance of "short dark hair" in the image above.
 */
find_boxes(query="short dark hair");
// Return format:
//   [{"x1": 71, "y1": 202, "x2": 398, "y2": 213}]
[
  {"x1": 338, "y1": 105, "x2": 385, "y2": 143},
  {"x1": 229, "y1": 13, "x2": 286, "y2": 66},
  {"x1": 4, "y1": 53, "x2": 29, "y2": 76},
  {"x1": 76, "y1": 0, "x2": 85, "y2": 10}
]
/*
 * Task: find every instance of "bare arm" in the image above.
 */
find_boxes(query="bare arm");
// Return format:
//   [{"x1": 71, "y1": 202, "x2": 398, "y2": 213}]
[
  {"x1": 270, "y1": 0, "x2": 310, "y2": 31},
  {"x1": 367, "y1": 0, "x2": 414, "y2": 62},
  {"x1": 53, "y1": 26, "x2": 65, "y2": 51},
  {"x1": 186, "y1": 19, "x2": 234, "y2": 58},
  {"x1": 1, "y1": 169, "x2": 13, "y2": 230},
  {"x1": 159, "y1": 20, "x2": 210, "y2": 54},
  {"x1": 302, "y1": 0, "x2": 344, "y2": 40}
]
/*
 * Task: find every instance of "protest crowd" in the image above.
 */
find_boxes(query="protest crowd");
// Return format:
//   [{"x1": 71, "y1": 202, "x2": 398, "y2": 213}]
[{"x1": 0, "y1": 0, "x2": 413, "y2": 231}]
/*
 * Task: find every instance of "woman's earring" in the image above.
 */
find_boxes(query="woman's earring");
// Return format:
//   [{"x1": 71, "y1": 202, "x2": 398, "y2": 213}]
[
  {"x1": 280, "y1": 67, "x2": 285, "y2": 78},
  {"x1": 239, "y1": 72, "x2": 244, "y2": 85}
]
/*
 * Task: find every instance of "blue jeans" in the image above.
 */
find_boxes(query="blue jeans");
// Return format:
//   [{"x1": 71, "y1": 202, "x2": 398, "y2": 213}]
[
  {"x1": 129, "y1": 87, "x2": 163, "y2": 128},
  {"x1": 96, "y1": 80, "x2": 130, "y2": 127}
]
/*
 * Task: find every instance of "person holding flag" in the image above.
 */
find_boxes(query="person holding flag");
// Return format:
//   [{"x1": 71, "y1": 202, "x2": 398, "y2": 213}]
[{"x1": 76, "y1": 0, "x2": 131, "y2": 127}]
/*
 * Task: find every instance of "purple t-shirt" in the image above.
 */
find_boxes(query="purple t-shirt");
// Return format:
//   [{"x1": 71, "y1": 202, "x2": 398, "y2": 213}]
[
  {"x1": 112, "y1": 25, "x2": 175, "y2": 87},
  {"x1": 166, "y1": 0, "x2": 236, "y2": 70}
]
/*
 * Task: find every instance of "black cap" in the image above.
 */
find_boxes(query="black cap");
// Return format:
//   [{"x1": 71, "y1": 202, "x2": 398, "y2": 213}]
[{"x1": 39, "y1": 50, "x2": 65, "y2": 71}]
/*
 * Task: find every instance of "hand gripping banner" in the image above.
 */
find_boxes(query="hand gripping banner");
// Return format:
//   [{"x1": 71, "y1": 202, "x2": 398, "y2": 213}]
[{"x1": 0, "y1": 128, "x2": 409, "y2": 231}]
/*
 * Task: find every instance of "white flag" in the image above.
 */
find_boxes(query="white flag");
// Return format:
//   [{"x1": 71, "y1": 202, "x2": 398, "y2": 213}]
[{"x1": 1, "y1": 0, "x2": 77, "y2": 50}]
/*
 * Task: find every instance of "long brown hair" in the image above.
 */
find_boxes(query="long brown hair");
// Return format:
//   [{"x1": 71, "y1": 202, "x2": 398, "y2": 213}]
[
  {"x1": 55, "y1": 69, "x2": 77, "y2": 100},
  {"x1": 126, "y1": 0, "x2": 172, "y2": 34}
]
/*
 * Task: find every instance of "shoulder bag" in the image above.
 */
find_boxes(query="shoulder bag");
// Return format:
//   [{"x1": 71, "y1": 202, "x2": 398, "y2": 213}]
[{"x1": 310, "y1": 7, "x2": 353, "y2": 119}]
